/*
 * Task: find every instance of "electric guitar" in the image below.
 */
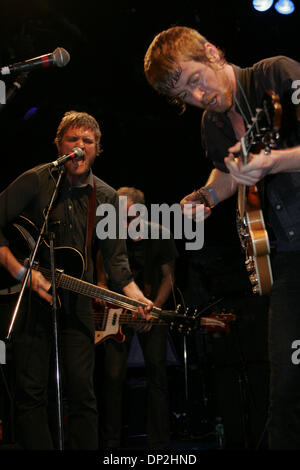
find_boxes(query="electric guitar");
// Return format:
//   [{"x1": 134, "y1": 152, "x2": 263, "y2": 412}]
[
  {"x1": 236, "y1": 90, "x2": 282, "y2": 295},
  {"x1": 0, "y1": 216, "x2": 235, "y2": 339},
  {"x1": 93, "y1": 302, "x2": 236, "y2": 344}
]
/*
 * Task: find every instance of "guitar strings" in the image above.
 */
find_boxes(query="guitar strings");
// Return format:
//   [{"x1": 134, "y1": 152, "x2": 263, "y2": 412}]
[
  {"x1": 235, "y1": 78, "x2": 255, "y2": 129},
  {"x1": 38, "y1": 265, "x2": 156, "y2": 312},
  {"x1": 93, "y1": 312, "x2": 166, "y2": 326}
]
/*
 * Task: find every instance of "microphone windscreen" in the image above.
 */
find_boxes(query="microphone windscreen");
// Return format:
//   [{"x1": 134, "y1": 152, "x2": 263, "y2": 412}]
[
  {"x1": 72, "y1": 147, "x2": 84, "y2": 159},
  {"x1": 53, "y1": 48, "x2": 70, "y2": 67}
]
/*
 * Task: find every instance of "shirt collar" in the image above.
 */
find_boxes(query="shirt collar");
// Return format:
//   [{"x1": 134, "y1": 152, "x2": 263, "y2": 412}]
[{"x1": 60, "y1": 169, "x2": 94, "y2": 192}]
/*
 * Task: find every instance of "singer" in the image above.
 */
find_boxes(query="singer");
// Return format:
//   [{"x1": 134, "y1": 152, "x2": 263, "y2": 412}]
[{"x1": 0, "y1": 110, "x2": 152, "y2": 450}]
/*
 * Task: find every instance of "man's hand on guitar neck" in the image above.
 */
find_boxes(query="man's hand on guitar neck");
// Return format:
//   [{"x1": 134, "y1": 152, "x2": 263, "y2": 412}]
[
  {"x1": 225, "y1": 141, "x2": 280, "y2": 185},
  {"x1": 122, "y1": 280, "x2": 153, "y2": 321}
]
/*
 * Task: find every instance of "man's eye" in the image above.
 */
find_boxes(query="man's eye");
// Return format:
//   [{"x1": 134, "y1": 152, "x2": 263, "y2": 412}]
[
  {"x1": 190, "y1": 75, "x2": 200, "y2": 86},
  {"x1": 177, "y1": 92, "x2": 188, "y2": 102}
]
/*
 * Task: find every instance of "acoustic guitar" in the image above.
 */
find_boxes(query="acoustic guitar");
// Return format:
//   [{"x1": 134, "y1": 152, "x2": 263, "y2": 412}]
[
  {"x1": 236, "y1": 90, "x2": 281, "y2": 295},
  {"x1": 0, "y1": 216, "x2": 235, "y2": 340}
]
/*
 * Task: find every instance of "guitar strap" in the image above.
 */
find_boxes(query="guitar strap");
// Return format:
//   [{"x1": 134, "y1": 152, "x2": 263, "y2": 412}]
[
  {"x1": 87, "y1": 181, "x2": 97, "y2": 247},
  {"x1": 84, "y1": 180, "x2": 96, "y2": 272}
]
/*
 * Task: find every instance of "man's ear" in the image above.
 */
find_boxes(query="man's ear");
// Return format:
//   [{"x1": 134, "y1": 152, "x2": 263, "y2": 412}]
[{"x1": 204, "y1": 42, "x2": 222, "y2": 65}]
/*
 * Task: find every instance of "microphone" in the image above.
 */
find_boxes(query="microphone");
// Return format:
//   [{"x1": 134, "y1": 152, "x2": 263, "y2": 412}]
[
  {"x1": 0, "y1": 47, "x2": 70, "y2": 76},
  {"x1": 51, "y1": 147, "x2": 84, "y2": 167}
]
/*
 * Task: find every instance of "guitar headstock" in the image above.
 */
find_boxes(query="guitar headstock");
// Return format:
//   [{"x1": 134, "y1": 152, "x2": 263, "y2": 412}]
[
  {"x1": 160, "y1": 306, "x2": 201, "y2": 335},
  {"x1": 201, "y1": 311, "x2": 236, "y2": 333},
  {"x1": 262, "y1": 90, "x2": 282, "y2": 134},
  {"x1": 242, "y1": 90, "x2": 282, "y2": 158},
  {"x1": 161, "y1": 305, "x2": 236, "y2": 335},
  {"x1": 255, "y1": 90, "x2": 282, "y2": 153}
]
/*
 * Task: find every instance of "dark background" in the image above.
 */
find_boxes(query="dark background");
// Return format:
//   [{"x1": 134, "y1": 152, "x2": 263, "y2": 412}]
[
  {"x1": 0, "y1": 0, "x2": 298, "y2": 449},
  {"x1": 0, "y1": 0, "x2": 299, "y2": 200},
  {"x1": 1, "y1": 0, "x2": 299, "y2": 284}
]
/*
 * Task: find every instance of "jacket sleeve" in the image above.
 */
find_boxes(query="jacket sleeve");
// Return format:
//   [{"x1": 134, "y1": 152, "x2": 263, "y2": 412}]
[{"x1": 0, "y1": 170, "x2": 39, "y2": 246}]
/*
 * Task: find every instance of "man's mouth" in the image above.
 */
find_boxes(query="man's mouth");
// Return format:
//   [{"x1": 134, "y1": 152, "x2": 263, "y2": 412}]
[{"x1": 71, "y1": 157, "x2": 85, "y2": 169}]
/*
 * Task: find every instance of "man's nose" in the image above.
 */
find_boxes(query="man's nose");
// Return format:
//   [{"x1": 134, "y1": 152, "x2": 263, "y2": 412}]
[{"x1": 191, "y1": 87, "x2": 205, "y2": 101}]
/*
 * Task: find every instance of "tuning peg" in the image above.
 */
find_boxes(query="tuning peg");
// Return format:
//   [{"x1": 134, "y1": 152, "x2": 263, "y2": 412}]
[
  {"x1": 252, "y1": 285, "x2": 260, "y2": 294},
  {"x1": 249, "y1": 273, "x2": 258, "y2": 284},
  {"x1": 184, "y1": 307, "x2": 189, "y2": 317},
  {"x1": 245, "y1": 258, "x2": 254, "y2": 272}
]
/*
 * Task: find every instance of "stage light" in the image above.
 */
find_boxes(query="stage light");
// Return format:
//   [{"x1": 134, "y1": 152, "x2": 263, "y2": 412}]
[
  {"x1": 252, "y1": 0, "x2": 274, "y2": 12},
  {"x1": 275, "y1": 0, "x2": 295, "y2": 14},
  {"x1": 23, "y1": 106, "x2": 38, "y2": 119}
]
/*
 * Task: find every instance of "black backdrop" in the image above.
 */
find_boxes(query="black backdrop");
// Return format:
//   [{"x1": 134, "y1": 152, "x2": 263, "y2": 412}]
[
  {"x1": 0, "y1": 0, "x2": 298, "y2": 448},
  {"x1": 1, "y1": 0, "x2": 298, "y2": 280},
  {"x1": 0, "y1": 0, "x2": 299, "y2": 200}
]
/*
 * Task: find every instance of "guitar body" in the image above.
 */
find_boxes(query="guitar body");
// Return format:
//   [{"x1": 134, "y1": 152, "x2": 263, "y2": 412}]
[
  {"x1": 94, "y1": 304, "x2": 126, "y2": 344},
  {"x1": 0, "y1": 215, "x2": 85, "y2": 296},
  {"x1": 237, "y1": 185, "x2": 273, "y2": 295}
]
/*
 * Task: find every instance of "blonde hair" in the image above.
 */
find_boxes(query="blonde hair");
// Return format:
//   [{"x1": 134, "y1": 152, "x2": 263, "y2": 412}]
[{"x1": 117, "y1": 187, "x2": 145, "y2": 205}]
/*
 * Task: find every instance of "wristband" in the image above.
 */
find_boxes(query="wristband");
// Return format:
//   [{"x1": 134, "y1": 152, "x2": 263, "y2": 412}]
[
  {"x1": 198, "y1": 186, "x2": 219, "y2": 208},
  {"x1": 15, "y1": 265, "x2": 26, "y2": 281}
]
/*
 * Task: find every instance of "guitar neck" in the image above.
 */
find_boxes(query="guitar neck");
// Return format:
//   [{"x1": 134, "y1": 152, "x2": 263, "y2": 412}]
[
  {"x1": 237, "y1": 135, "x2": 249, "y2": 219},
  {"x1": 94, "y1": 310, "x2": 166, "y2": 326},
  {"x1": 237, "y1": 184, "x2": 246, "y2": 219},
  {"x1": 39, "y1": 266, "x2": 162, "y2": 318}
]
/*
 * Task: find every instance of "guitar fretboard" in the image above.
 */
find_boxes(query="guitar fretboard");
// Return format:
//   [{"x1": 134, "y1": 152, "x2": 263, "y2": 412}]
[
  {"x1": 39, "y1": 266, "x2": 162, "y2": 318},
  {"x1": 94, "y1": 311, "x2": 166, "y2": 326}
]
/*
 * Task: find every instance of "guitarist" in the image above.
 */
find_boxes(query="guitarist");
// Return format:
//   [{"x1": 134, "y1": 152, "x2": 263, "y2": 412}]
[
  {"x1": 0, "y1": 111, "x2": 152, "y2": 450},
  {"x1": 144, "y1": 27, "x2": 300, "y2": 449},
  {"x1": 95, "y1": 187, "x2": 178, "y2": 450}
]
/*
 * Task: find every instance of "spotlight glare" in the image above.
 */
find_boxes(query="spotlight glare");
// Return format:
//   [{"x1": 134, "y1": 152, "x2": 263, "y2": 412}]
[
  {"x1": 253, "y1": 0, "x2": 274, "y2": 12},
  {"x1": 275, "y1": 0, "x2": 295, "y2": 14}
]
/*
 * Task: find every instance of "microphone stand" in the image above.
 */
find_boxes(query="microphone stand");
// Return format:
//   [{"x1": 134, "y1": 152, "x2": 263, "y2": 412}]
[
  {"x1": 6, "y1": 165, "x2": 65, "y2": 450},
  {"x1": 0, "y1": 73, "x2": 29, "y2": 110}
]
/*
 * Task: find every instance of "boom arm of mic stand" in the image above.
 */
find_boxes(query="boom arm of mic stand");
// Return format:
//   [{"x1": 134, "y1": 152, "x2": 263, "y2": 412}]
[{"x1": 0, "y1": 73, "x2": 29, "y2": 111}]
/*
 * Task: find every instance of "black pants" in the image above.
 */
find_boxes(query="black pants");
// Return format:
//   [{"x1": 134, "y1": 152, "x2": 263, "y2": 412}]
[
  {"x1": 12, "y1": 295, "x2": 98, "y2": 450},
  {"x1": 99, "y1": 325, "x2": 170, "y2": 449},
  {"x1": 268, "y1": 252, "x2": 300, "y2": 449}
]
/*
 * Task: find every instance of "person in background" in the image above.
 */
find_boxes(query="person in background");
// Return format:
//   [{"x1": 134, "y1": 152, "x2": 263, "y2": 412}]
[{"x1": 97, "y1": 187, "x2": 178, "y2": 450}]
